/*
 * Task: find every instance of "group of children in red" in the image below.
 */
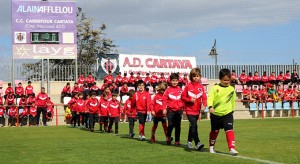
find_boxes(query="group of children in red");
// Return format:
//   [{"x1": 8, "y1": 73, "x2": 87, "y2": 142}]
[
  {"x1": 66, "y1": 68, "x2": 238, "y2": 155},
  {"x1": 0, "y1": 82, "x2": 53, "y2": 127}
]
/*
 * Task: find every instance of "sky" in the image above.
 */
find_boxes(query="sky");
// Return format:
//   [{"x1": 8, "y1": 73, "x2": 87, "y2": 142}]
[{"x1": 1, "y1": 0, "x2": 300, "y2": 65}]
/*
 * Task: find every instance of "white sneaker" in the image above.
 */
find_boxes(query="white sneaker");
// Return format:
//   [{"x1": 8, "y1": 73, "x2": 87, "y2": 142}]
[
  {"x1": 209, "y1": 146, "x2": 216, "y2": 153},
  {"x1": 229, "y1": 148, "x2": 238, "y2": 156},
  {"x1": 141, "y1": 135, "x2": 146, "y2": 141},
  {"x1": 187, "y1": 141, "x2": 193, "y2": 149},
  {"x1": 139, "y1": 135, "x2": 143, "y2": 141},
  {"x1": 195, "y1": 143, "x2": 204, "y2": 151}
]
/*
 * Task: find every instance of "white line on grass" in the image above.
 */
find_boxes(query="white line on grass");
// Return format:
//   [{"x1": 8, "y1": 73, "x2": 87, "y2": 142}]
[{"x1": 214, "y1": 152, "x2": 283, "y2": 164}]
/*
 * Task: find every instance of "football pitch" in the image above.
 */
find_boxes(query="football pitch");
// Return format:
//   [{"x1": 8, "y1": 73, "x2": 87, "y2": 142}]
[{"x1": 0, "y1": 118, "x2": 299, "y2": 164}]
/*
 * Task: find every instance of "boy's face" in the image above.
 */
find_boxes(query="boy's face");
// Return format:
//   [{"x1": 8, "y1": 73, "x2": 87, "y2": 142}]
[
  {"x1": 74, "y1": 95, "x2": 78, "y2": 98},
  {"x1": 79, "y1": 95, "x2": 83, "y2": 99},
  {"x1": 112, "y1": 96, "x2": 117, "y2": 100},
  {"x1": 105, "y1": 88, "x2": 110, "y2": 92},
  {"x1": 158, "y1": 89, "x2": 164, "y2": 94},
  {"x1": 74, "y1": 84, "x2": 78, "y2": 87},
  {"x1": 138, "y1": 83, "x2": 145, "y2": 91},
  {"x1": 103, "y1": 96, "x2": 108, "y2": 100},
  {"x1": 220, "y1": 75, "x2": 230, "y2": 86},
  {"x1": 192, "y1": 74, "x2": 201, "y2": 82},
  {"x1": 171, "y1": 79, "x2": 178, "y2": 87}
]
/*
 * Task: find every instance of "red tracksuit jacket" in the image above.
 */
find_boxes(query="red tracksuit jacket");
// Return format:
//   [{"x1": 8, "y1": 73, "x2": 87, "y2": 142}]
[
  {"x1": 108, "y1": 99, "x2": 120, "y2": 118},
  {"x1": 124, "y1": 98, "x2": 136, "y2": 118},
  {"x1": 15, "y1": 87, "x2": 24, "y2": 96},
  {"x1": 164, "y1": 86, "x2": 184, "y2": 112},
  {"x1": 5, "y1": 87, "x2": 14, "y2": 95},
  {"x1": 87, "y1": 97, "x2": 99, "y2": 114},
  {"x1": 6, "y1": 95, "x2": 15, "y2": 105},
  {"x1": 144, "y1": 77, "x2": 151, "y2": 85},
  {"x1": 36, "y1": 93, "x2": 49, "y2": 108},
  {"x1": 29, "y1": 106, "x2": 37, "y2": 116},
  {"x1": 131, "y1": 90, "x2": 151, "y2": 114},
  {"x1": 150, "y1": 75, "x2": 158, "y2": 84},
  {"x1": 115, "y1": 75, "x2": 123, "y2": 85},
  {"x1": 181, "y1": 82, "x2": 207, "y2": 116},
  {"x1": 20, "y1": 108, "x2": 28, "y2": 117},
  {"x1": 150, "y1": 93, "x2": 166, "y2": 117},
  {"x1": 122, "y1": 76, "x2": 129, "y2": 84},
  {"x1": 104, "y1": 75, "x2": 114, "y2": 84},
  {"x1": 68, "y1": 97, "x2": 78, "y2": 111},
  {"x1": 27, "y1": 97, "x2": 35, "y2": 106},
  {"x1": 25, "y1": 85, "x2": 34, "y2": 96},
  {"x1": 75, "y1": 98, "x2": 85, "y2": 113},
  {"x1": 9, "y1": 107, "x2": 17, "y2": 117},
  {"x1": 99, "y1": 98, "x2": 110, "y2": 117},
  {"x1": 0, "y1": 107, "x2": 5, "y2": 117}
]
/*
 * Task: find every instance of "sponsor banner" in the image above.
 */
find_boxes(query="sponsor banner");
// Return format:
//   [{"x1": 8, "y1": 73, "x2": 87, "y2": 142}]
[
  {"x1": 12, "y1": 44, "x2": 77, "y2": 59},
  {"x1": 12, "y1": 0, "x2": 76, "y2": 44},
  {"x1": 119, "y1": 54, "x2": 196, "y2": 76},
  {"x1": 96, "y1": 54, "x2": 120, "y2": 79}
]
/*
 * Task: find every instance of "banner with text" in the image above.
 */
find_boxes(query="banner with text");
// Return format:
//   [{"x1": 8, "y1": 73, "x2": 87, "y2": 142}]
[{"x1": 119, "y1": 54, "x2": 196, "y2": 76}]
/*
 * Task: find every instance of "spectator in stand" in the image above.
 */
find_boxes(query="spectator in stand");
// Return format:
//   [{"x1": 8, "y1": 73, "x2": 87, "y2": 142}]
[
  {"x1": 283, "y1": 85, "x2": 295, "y2": 106},
  {"x1": 122, "y1": 72, "x2": 129, "y2": 85},
  {"x1": 8, "y1": 103, "x2": 18, "y2": 127},
  {"x1": 90, "y1": 82, "x2": 100, "y2": 96},
  {"x1": 259, "y1": 85, "x2": 268, "y2": 101},
  {"x1": 261, "y1": 71, "x2": 269, "y2": 84},
  {"x1": 85, "y1": 73, "x2": 95, "y2": 87},
  {"x1": 36, "y1": 87, "x2": 49, "y2": 126},
  {"x1": 87, "y1": 92, "x2": 99, "y2": 132},
  {"x1": 124, "y1": 89, "x2": 136, "y2": 138},
  {"x1": 250, "y1": 85, "x2": 260, "y2": 102},
  {"x1": 150, "y1": 72, "x2": 158, "y2": 92},
  {"x1": 246, "y1": 72, "x2": 254, "y2": 86},
  {"x1": 268, "y1": 85, "x2": 278, "y2": 102},
  {"x1": 242, "y1": 85, "x2": 251, "y2": 101},
  {"x1": 5, "y1": 92, "x2": 15, "y2": 111},
  {"x1": 4, "y1": 83, "x2": 14, "y2": 99},
  {"x1": 115, "y1": 72, "x2": 123, "y2": 87},
  {"x1": 277, "y1": 85, "x2": 284, "y2": 102},
  {"x1": 253, "y1": 71, "x2": 261, "y2": 85},
  {"x1": 0, "y1": 104, "x2": 5, "y2": 127},
  {"x1": 108, "y1": 92, "x2": 121, "y2": 134},
  {"x1": 182, "y1": 74, "x2": 189, "y2": 87},
  {"x1": 61, "y1": 82, "x2": 71, "y2": 103},
  {"x1": 15, "y1": 82, "x2": 24, "y2": 99},
  {"x1": 104, "y1": 70, "x2": 114, "y2": 85},
  {"x1": 110, "y1": 82, "x2": 119, "y2": 94},
  {"x1": 131, "y1": 80, "x2": 151, "y2": 141},
  {"x1": 120, "y1": 83, "x2": 129, "y2": 101},
  {"x1": 158, "y1": 73, "x2": 167, "y2": 83},
  {"x1": 19, "y1": 101, "x2": 28, "y2": 126},
  {"x1": 98, "y1": 91, "x2": 110, "y2": 132},
  {"x1": 29, "y1": 102, "x2": 37, "y2": 126},
  {"x1": 294, "y1": 85, "x2": 300, "y2": 100},
  {"x1": 128, "y1": 72, "x2": 136, "y2": 88},
  {"x1": 283, "y1": 70, "x2": 291, "y2": 84},
  {"x1": 277, "y1": 71, "x2": 284, "y2": 85},
  {"x1": 268, "y1": 72, "x2": 277, "y2": 85},
  {"x1": 77, "y1": 74, "x2": 85, "y2": 88},
  {"x1": 25, "y1": 81, "x2": 34, "y2": 97},
  {"x1": 83, "y1": 83, "x2": 90, "y2": 100},
  {"x1": 27, "y1": 93, "x2": 35, "y2": 106},
  {"x1": 46, "y1": 98, "x2": 54, "y2": 122},
  {"x1": 144, "y1": 73, "x2": 151, "y2": 88},
  {"x1": 230, "y1": 70, "x2": 238, "y2": 85},
  {"x1": 239, "y1": 70, "x2": 247, "y2": 85},
  {"x1": 291, "y1": 70, "x2": 299, "y2": 84},
  {"x1": 71, "y1": 83, "x2": 80, "y2": 97}
]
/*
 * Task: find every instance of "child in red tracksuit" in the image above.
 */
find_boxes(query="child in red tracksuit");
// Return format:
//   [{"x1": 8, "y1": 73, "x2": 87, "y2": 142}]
[
  {"x1": 29, "y1": 102, "x2": 37, "y2": 126},
  {"x1": 108, "y1": 93, "x2": 121, "y2": 134},
  {"x1": 19, "y1": 105, "x2": 28, "y2": 126},
  {"x1": 76, "y1": 93, "x2": 86, "y2": 128},
  {"x1": 131, "y1": 80, "x2": 151, "y2": 141},
  {"x1": 150, "y1": 83, "x2": 168, "y2": 143},
  {"x1": 0, "y1": 104, "x2": 5, "y2": 127},
  {"x1": 124, "y1": 89, "x2": 136, "y2": 138},
  {"x1": 46, "y1": 101, "x2": 54, "y2": 121},
  {"x1": 164, "y1": 73, "x2": 184, "y2": 145},
  {"x1": 68, "y1": 94, "x2": 79, "y2": 127},
  {"x1": 87, "y1": 92, "x2": 99, "y2": 132},
  {"x1": 181, "y1": 68, "x2": 207, "y2": 151},
  {"x1": 8, "y1": 104, "x2": 18, "y2": 127},
  {"x1": 99, "y1": 91, "x2": 110, "y2": 132}
]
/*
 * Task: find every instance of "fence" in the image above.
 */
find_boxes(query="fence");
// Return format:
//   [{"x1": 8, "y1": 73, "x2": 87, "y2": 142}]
[{"x1": 0, "y1": 63, "x2": 298, "y2": 81}]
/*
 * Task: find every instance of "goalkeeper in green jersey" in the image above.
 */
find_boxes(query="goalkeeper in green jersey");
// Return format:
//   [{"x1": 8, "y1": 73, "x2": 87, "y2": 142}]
[{"x1": 207, "y1": 69, "x2": 238, "y2": 156}]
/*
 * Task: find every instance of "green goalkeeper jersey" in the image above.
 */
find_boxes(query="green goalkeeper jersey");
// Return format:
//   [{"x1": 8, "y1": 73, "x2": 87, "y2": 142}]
[{"x1": 207, "y1": 84, "x2": 236, "y2": 116}]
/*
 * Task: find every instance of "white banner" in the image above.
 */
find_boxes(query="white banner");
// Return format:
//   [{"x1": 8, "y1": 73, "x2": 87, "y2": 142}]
[{"x1": 119, "y1": 54, "x2": 196, "y2": 76}]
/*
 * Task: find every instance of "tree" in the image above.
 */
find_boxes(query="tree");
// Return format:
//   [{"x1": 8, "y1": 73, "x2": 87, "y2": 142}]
[{"x1": 22, "y1": 6, "x2": 117, "y2": 81}]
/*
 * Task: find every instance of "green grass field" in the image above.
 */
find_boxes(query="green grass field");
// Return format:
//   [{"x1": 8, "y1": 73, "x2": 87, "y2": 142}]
[{"x1": 0, "y1": 118, "x2": 299, "y2": 164}]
